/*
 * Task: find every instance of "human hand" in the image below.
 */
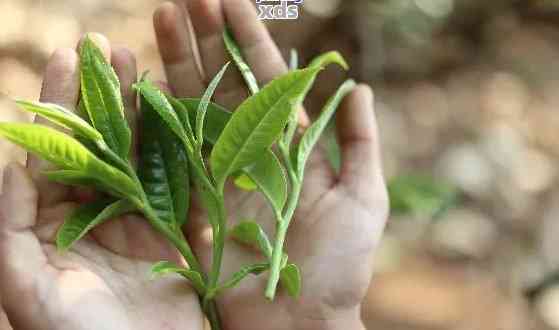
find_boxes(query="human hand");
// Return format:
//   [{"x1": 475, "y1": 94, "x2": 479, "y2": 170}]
[
  {"x1": 0, "y1": 34, "x2": 204, "y2": 330},
  {"x1": 153, "y1": 1, "x2": 389, "y2": 329}
]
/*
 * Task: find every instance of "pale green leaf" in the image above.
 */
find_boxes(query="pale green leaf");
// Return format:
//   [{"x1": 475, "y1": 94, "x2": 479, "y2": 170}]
[
  {"x1": 295, "y1": 79, "x2": 356, "y2": 178},
  {"x1": 223, "y1": 29, "x2": 259, "y2": 94},
  {"x1": 210, "y1": 67, "x2": 322, "y2": 190},
  {"x1": 234, "y1": 174, "x2": 257, "y2": 191},
  {"x1": 57, "y1": 199, "x2": 135, "y2": 251},
  {"x1": 179, "y1": 98, "x2": 230, "y2": 145},
  {"x1": 308, "y1": 51, "x2": 349, "y2": 71},
  {"x1": 210, "y1": 263, "x2": 269, "y2": 298},
  {"x1": 151, "y1": 261, "x2": 206, "y2": 295},
  {"x1": 0, "y1": 123, "x2": 139, "y2": 199},
  {"x1": 230, "y1": 221, "x2": 272, "y2": 259},
  {"x1": 16, "y1": 100, "x2": 102, "y2": 142},
  {"x1": 244, "y1": 151, "x2": 287, "y2": 211},
  {"x1": 80, "y1": 37, "x2": 131, "y2": 158},
  {"x1": 196, "y1": 62, "x2": 230, "y2": 146},
  {"x1": 280, "y1": 263, "x2": 301, "y2": 298}
]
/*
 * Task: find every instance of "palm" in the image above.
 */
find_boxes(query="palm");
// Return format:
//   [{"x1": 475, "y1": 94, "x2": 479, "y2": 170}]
[
  {"x1": 0, "y1": 37, "x2": 203, "y2": 330},
  {"x1": 153, "y1": 1, "x2": 388, "y2": 328}
]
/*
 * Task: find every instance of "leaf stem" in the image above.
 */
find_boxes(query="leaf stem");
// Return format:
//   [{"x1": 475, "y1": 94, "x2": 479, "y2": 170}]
[{"x1": 265, "y1": 147, "x2": 302, "y2": 300}]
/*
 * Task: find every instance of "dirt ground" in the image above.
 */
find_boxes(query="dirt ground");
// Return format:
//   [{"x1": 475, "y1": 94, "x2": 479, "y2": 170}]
[{"x1": 2, "y1": 0, "x2": 559, "y2": 329}]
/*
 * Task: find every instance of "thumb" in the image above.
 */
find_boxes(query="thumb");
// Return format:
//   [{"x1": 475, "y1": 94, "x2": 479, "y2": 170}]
[{"x1": 0, "y1": 162, "x2": 47, "y2": 327}]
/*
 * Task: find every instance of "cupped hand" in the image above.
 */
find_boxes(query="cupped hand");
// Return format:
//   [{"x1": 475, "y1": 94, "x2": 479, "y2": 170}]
[
  {"x1": 0, "y1": 34, "x2": 204, "y2": 330},
  {"x1": 153, "y1": 1, "x2": 389, "y2": 329}
]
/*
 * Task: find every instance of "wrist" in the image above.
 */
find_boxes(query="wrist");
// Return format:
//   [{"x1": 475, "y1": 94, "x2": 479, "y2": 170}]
[{"x1": 293, "y1": 306, "x2": 365, "y2": 330}]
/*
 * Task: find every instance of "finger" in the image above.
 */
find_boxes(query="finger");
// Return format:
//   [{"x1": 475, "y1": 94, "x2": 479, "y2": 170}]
[
  {"x1": 223, "y1": 0, "x2": 309, "y2": 124},
  {"x1": 336, "y1": 84, "x2": 385, "y2": 201},
  {"x1": 0, "y1": 163, "x2": 47, "y2": 328},
  {"x1": 154, "y1": 2, "x2": 205, "y2": 97},
  {"x1": 185, "y1": 0, "x2": 248, "y2": 107},
  {"x1": 112, "y1": 47, "x2": 139, "y2": 163},
  {"x1": 27, "y1": 48, "x2": 80, "y2": 205}
]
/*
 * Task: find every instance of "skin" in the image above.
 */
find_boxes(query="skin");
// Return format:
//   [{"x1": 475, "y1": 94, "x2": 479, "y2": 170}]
[
  {"x1": 0, "y1": 35, "x2": 204, "y2": 330},
  {"x1": 153, "y1": 1, "x2": 389, "y2": 329}
]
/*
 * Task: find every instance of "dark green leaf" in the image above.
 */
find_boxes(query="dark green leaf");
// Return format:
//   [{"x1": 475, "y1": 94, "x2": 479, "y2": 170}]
[
  {"x1": 80, "y1": 37, "x2": 131, "y2": 158},
  {"x1": 280, "y1": 263, "x2": 301, "y2": 298},
  {"x1": 230, "y1": 221, "x2": 272, "y2": 259},
  {"x1": 179, "y1": 98, "x2": 231, "y2": 145},
  {"x1": 295, "y1": 79, "x2": 356, "y2": 178},
  {"x1": 196, "y1": 62, "x2": 230, "y2": 146},
  {"x1": 151, "y1": 261, "x2": 206, "y2": 295},
  {"x1": 223, "y1": 29, "x2": 259, "y2": 94},
  {"x1": 16, "y1": 100, "x2": 102, "y2": 142},
  {"x1": 139, "y1": 96, "x2": 190, "y2": 227},
  {"x1": 388, "y1": 174, "x2": 460, "y2": 218},
  {"x1": 0, "y1": 123, "x2": 140, "y2": 199},
  {"x1": 57, "y1": 199, "x2": 134, "y2": 251},
  {"x1": 210, "y1": 67, "x2": 322, "y2": 190},
  {"x1": 134, "y1": 79, "x2": 191, "y2": 150}
]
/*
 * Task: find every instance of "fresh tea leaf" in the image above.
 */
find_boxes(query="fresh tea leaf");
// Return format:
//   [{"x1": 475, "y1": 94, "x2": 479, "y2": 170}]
[
  {"x1": 244, "y1": 151, "x2": 287, "y2": 211},
  {"x1": 388, "y1": 174, "x2": 459, "y2": 218},
  {"x1": 167, "y1": 95, "x2": 195, "y2": 145},
  {"x1": 80, "y1": 37, "x2": 131, "y2": 158},
  {"x1": 57, "y1": 199, "x2": 134, "y2": 251},
  {"x1": 151, "y1": 261, "x2": 206, "y2": 295},
  {"x1": 234, "y1": 174, "x2": 257, "y2": 191},
  {"x1": 196, "y1": 62, "x2": 230, "y2": 146},
  {"x1": 210, "y1": 263, "x2": 269, "y2": 298},
  {"x1": 295, "y1": 79, "x2": 356, "y2": 178},
  {"x1": 280, "y1": 263, "x2": 301, "y2": 298},
  {"x1": 134, "y1": 79, "x2": 191, "y2": 150},
  {"x1": 15, "y1": 100, "x2": 102, "y2": 142},
  {"x1": 308, "y1": 51, "x2": 349, "y2": 71},
  {"x1": 0, "y1": 123, "x2": 139, "y2": 199},
  {"x1": 230, "y1": 221, "x2": 273, "y2": 259},
  {"x1": 179, "y1": 98, "x2": 230, "y2": 145},
  {"x1": 223, "y1": 29, "x2": 259, "y2": 94},
  {"x1": 180, "y1": 98, "x2": 287, "y2": 210},
  {"x1": 210, "y1": 67, "x2": 322, "y2": 190},
  {"x1": 139, "y1": 96, "x2": 190, "y2": 227},
  {"x1": 44, "y1": 170, "x2": 121, "y2": 196}
]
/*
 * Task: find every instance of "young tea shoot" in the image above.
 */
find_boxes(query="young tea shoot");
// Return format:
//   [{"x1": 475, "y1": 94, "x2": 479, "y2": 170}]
[{"x1": 0, "y1": 33, "x2": 356, "y2": 329}]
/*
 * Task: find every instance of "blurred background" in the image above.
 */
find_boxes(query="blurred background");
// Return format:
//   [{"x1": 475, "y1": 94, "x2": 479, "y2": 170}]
[{"x1": 2, "y1": 0, "x2": 559, "y2": 329}]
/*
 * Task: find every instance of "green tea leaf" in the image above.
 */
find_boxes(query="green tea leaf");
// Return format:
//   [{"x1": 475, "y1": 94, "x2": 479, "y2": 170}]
[
  {"x1": 0, "y1": 123, "x2": 139, "y2": 199},
  {"x1": 223, "y1": 29, "x2": 259, "y2": 94},
  {"x1": 308, "y1": 51, "x2": 349, "y2": 71},
  {"x1": 230, "y1": 221, "x2": 273, "y2": 259},
  {"x1": 150, "y1": 261, "x2": 206, "y2": 295},
  {"x1": 280, "y1": 263, "x2": 301, "y2": 298},
  {"x1": 289, "y1": 49, "x2": 299, "y2": 71},
  {"x1": 80, "y1": 37, "x2": 131, "y2": 158},
  {"x1": 244, "y1": 151, "x2": 287, "y2": 211},
  {"x1": 139, "y1": 96, "x2": 190, "y2": 227},
  {"x1": 57, "y1": 199, "x2": 134, "y2": 251},
  {"x1": 388, "y1": 174, "x2": 460, "y2": 218},
  {"x1": 234, "y1": 174, "x2": 257, "y2": 191},
  {"x1": 210, "y1": 263, "x2": 269, "y2": 298},
  {"x1": 179, "y1": 98, "x2": 231, "y2": 145},
  {"x1": 44, "y1": 170, "x2": 120, "y2": 196},
  {"x1": 210, "y1": 67, "x2": 322, "y2": 190},
  {"x1": 196, "y1": 62, "x2": 230, "y2": 146},
  {"x1": 134, "y1": 79, "x2": 191, "y2": 151},
  {"x1": 167, "y1": 95, "x2": 195, "y2": 145},
  {"x1": 295, "y1": 79, "x2": 356, "y2": 178},
  {"x1": 16, "y1": 100, "x2": 102, "y2": 142}
]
